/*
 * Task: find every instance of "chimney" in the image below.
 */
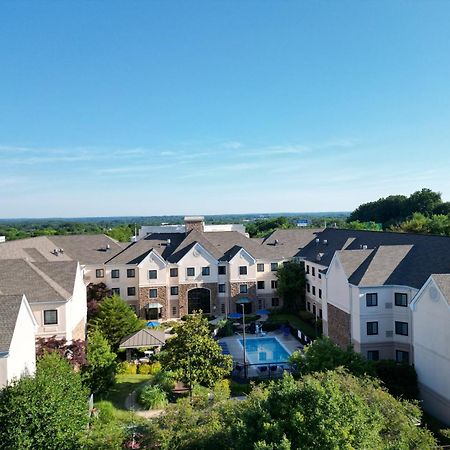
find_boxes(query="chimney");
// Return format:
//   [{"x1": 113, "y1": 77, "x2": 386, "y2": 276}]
[{"x1": 184, "y1": 216, "x2": 205, "y2": 234}]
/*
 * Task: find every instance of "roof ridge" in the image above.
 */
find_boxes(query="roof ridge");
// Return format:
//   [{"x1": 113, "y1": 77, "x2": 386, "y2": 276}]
[{"x1": 26, "y1": 260, "x2": 72, "y2": 300}]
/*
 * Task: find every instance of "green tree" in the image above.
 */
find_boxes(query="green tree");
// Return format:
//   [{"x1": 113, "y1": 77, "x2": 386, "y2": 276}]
[
  {"x1": 90, "y1": 294, "x2": 144, "y2": 351},
  {"x1": 151, "y1": 371, "x2": 436, "y2": 450},
  {"x1": 0, "y1": 352, "x2": 89, "y2": 450},
  {"x1": 276, "y1": 261, "x2": 306, "y2": 312},
  {"x1": 83, "y1": 328, "x2": 118, "y2": 395},
  {"x1": 159, "y1": 313, "x2": 232, "y2": 387},
  {"x1": 245, "y1": 216, "x2": 295, "y2": 238},
  {"x1": 407, "y1": 188, "x2": 442, "y2": 216},
  {"x1": 289, "y1": 336, "x2": 374, "y2": 377}
]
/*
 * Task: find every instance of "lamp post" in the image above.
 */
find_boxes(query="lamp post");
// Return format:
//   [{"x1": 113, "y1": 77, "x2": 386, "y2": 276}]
[{"x1": 241, "y1": 303, "x2": 247, "y2": 379}]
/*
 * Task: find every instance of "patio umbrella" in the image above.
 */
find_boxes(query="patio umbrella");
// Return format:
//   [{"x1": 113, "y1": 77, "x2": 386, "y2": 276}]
[
  {"x1": 228, "y1": 312, "x2": 243, "y2": 319},
  {"x1": 147, "y1": 321, "x2": 160, "y2": 328},
  {"x1": 256, "y1": 309, "x2": 271, "y2": 315}
]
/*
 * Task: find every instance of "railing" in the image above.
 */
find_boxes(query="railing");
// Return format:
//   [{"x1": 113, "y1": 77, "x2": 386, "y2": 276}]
[{"x1": 232, "y1": 361, "x2": 292, "y2": 380}]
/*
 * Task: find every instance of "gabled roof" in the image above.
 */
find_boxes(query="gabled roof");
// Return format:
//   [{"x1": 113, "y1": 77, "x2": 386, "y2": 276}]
[
  {"x1": 119, "y1": 328, "x2": 166, "y2": 348},
  {"x1": 0, "y1": 234, "x2": 124, "y2": 265},
  {"x1": 432, "y1": 274, "x2": 450, "y2": 304},
  {"x1": 335, "y1": 249, "x2": 373, "y2": 280},
  {"x1": 0, "y1": 294, "x2": 24, "y2": 353},
  {"x1": 301, "y1": 228, "x2": 450, "y2": 289},
  {"x1": 0, "y1": 259, "x2": 77, "y2": 303}
]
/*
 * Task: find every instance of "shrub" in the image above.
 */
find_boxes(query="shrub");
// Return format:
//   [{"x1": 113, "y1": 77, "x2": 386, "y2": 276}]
[
  {"x1": 213, "y1": 379, "x2": 230, "y2": 402},
  {"x1": 138, "y1": 385, "x2": 168, "y2": 410},
  {"x1": 373, "y1": 359, "x2": 418, "y2": 399},
  {"x1": 217, "y1": 320, "x2": 234, "y2": 337},
  {"x1": 151, "y1": 370, "x2": 176, "y2": 393},
  {"x1": 117, "y1": 361, "x2": 137, "y2": 375},
  {"x1": 137, "y1": 361, "x2": 162, "y2": 375}
]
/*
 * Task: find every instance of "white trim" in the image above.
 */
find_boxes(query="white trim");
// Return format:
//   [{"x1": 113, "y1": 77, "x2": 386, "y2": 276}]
[
  {"x1": 138, "y1": 249, "x2": 167, "y2": 268},
  {"x1": 178, "y1": 242, "x2": 218, "y2": 265},
  {"x1": 229, "y1": 247, "x2": 256, "y2": 264}
]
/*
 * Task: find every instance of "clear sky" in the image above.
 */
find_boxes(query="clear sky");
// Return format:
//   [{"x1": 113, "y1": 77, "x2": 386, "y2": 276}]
[{"x1": 1, "y1": 1, "x2": 450, "y2": 218}]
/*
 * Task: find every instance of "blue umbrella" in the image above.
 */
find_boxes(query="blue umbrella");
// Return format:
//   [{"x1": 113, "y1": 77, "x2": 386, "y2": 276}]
[
  {"x1": 257, "y1": 309, "x2": 271, "y2": 315},
  {"x1": 228, "y1": 313, "x2": 243, "y2": 319},
  {"x1": 147, "y1": 321, "x2": 160, "y2": 327}
]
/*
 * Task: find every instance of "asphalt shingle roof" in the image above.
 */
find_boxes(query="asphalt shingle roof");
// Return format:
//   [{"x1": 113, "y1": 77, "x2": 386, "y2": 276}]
[
  {"x1": 432, "y1": 274, "x2": 450, "y2": 304},
  {"x1": 0, "y1": 294, "x2": 24, "y2": 352}
]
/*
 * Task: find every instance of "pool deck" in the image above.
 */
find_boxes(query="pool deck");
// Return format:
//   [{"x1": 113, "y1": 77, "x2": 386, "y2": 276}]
[{"x1": 219, "y1": 331, "x2": 303, "y2": 366}]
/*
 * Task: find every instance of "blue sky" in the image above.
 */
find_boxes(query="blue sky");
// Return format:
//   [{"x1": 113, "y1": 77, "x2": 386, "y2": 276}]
[{"x1": 1, "y1": 1, "x2": 450, "y2": 218}]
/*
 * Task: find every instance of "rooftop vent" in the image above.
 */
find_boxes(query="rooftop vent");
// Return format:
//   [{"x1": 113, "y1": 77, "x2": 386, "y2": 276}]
[
  {"x1": 315, "y1": 238, "x2": 320, "y2": 244},
  {"x1": 167, "y1": 238, "x2": 171, "y2": 246},
  {"x1": 106, "y1": 244, "x2": 111, "y2": 251},
  {"x1": 316, "y1": 253, "x2": 324, "y2": 261},
  {"x1": 274, "y1": 239, "x2": 279, "y2": 246},
  {"x1": 362, "y1": 244, "x2": 368, "y2": 250},
  {"x1": 323, "y1": 239, "x2": 328, "y2": 245},
  {"x1": 53, "y1": 248, "x2": 59, "y2": 256},
  {"x1": 59, "y1": 248, "x2": 64, "y2": 253}
]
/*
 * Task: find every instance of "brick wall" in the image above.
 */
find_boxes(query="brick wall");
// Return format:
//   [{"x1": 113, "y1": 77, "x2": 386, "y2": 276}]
[
  {"x1": 327, "y1": 303, "x2": 351, "y2": 348},
  {"x1": 230, "y1": 282, "x2": 257, "y2": 312},
  {"x1": 185, "y1": 220, "x2": 204, "y2": 233}
]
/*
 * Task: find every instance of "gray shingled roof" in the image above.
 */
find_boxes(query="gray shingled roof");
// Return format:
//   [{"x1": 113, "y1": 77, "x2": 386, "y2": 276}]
[
  {"x1": 0, "y1": 259, "x2": 75, "y2": 302},
  {"x1": 0, "y1": 234, "x2": 124, "y2": 265},
  {"x1": 0, "y1": 294, "x2": 24, "y2": 352},
  {"x1": 119, "y1": 329, "x2": 166, "y2": 348},
  {"x1": 300, "y1": 228, "x2": 450, "y2": 289},
  {"x1": 335, "y1": 249, "x2": 373, "y2": 279},
  {"x1": 433, "y1": 274, "x2": 450, "y2": 304}
]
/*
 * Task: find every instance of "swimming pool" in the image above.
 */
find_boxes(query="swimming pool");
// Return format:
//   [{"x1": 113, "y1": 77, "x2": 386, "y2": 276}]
[{"x1": 239, "y1": 337, "x2": 291, "y2": 364}]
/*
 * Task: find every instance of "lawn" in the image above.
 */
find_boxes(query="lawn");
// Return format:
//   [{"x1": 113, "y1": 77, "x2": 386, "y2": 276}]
[
  {"x1": 103, "y1": 374, "x2": 152, "y2": 410},
  {"x1": 267, "y1": 312, "x2": 320, "y2": 338}
]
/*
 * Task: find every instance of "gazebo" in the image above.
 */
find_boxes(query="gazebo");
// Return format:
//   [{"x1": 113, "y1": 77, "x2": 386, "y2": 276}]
[{"x1": 119, "y1": 328, "x2": 166, "y2": 360}]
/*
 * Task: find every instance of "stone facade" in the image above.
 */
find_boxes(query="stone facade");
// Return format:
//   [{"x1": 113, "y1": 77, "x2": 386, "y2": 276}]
[
  {"x1": 230, "y1": 282, "x2": 257, "y2": 312},
  {"x1": 178, "y1": 282, "x2": 218, "y2": 315},
  {"x1": 327, "y1": 303, "x2": 351, "y2": 348},
  {"x1": 138, "y1": 285, "x2": 168, "y2": 320},
  {"x1": 185, "y1": 219, "x2": 204, "y2": 233}
]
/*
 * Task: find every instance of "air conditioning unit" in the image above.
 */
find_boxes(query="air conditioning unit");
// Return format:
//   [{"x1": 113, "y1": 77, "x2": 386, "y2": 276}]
[
  {"x1": 385, "y1": 330, "x2": 393, "y2": 338},
  {"x1": 385, "y1": 302, "x2": 393, "y2": 309}
]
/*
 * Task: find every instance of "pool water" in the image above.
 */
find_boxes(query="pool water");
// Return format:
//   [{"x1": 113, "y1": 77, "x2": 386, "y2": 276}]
[{"x1": 239, "y1": 337, "x2": 291, "y2": 364}]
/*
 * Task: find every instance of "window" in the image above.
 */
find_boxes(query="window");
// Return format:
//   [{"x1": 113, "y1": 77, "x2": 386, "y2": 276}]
[
  {"x1": 396, "y1": 350, "x2": 409, "y2": 363},
  {"x1": 395, "y1": 321, "x2": 408, "y2": 336},
  {"x1": 367, "y1": 321, "x2": 378, "y2": 335},
  {"x1": 149, "y1": 288, "x2": 157, "y2": 298},
  {"x1": 96, "y1": 269, "x2": 104, "y2": 278},
  {"x1": 44, "y1": 309, "x2": 58, "y2": 325},
  {"x1": 127, "y1": 287, "x2": 136, "y2": 296},
  {"x1": 202, "y1": 266, "x2": 210, "y2": 276},
  {"x1": 111, "y1": 288, "x2": 120, "y2": 295},
  {"x1": 319, "y1": 308, "x2": 323, "y2": 319},
  {"x1": 218, "y1": 283, "x2": 226, "y2": 293},
  {"x1": 312, "y1": 286, "x2": 316, "y2": 296},
  {"x1": 272, "y1": 297, "x2": 280, "y2": 307},
  {"x1": 239, "y1": 284, "x2": 248, "y2": 294},
  {"x1": 318, "y1": 289, "x2": 322, "y2": 299},
  {"x1": 127, "y1": 269, "x2": 135, "y2": 278},
  {"x1": 221, "y1": 303, "x2": 226, "y2": 314},
  {"x1": 313, "y1": 304, "x2": 316, "y2": 315},
  {"x1": 271, "y1": 263, "x2": 278, "y2": 272},
  {"x1": 367, "y1": 350, "x2": 380, "y2": 361},
  {"x1": 366, "y1": 293, "x2": 378, "y2": 307},
  {"x1": 239, "y1": 266, "x2": 248, "y2": 275},
  {"x1": 218, "y1": 265, "x2": 226, "y2": 275},
  {"x1": 111, "y1": 269, "x2": 120, "y2": 279},
  {"x1": 306, "y1": 283, "x2": 310, "y2": 293},
  {"x1": 170, "y1": 286, "x2": 179, "y2": 296},
  {"x1": 257, "y1": 281, "x2": 265, "y2": 290},
  {"x1": 318, "y1": 273, "x2": 322, "y2": 279},
  {"x1": 306, "y1": 265, "x2": 310, "y2": 274},
  {"x1": 311, "y1": 267, "x2": 316, "y2": 277},
  {"x1": 307, "y1": 301, "x2": 311, "y2": 311},
  {"x1": 271, "y1": 280, "x2": 278, "y2": 289},
  {"x1": 148, "y1": 270, "x2": 157, "y2": 279},
  {"x1": 170, "y1": 268, "x2": 178, "y2": 277},
  {"x1": 187, "y1": 267, "x2": 195, "y2": 277},
  {"x1": 172, "y1": 306, "x2": 177, "y2": 316},
  {"x1": 257, "y1": 263, "x2": 265, "y2": 272},
  {"x1": 395, "y1": 293, "x2": 408, "y2": 307}
]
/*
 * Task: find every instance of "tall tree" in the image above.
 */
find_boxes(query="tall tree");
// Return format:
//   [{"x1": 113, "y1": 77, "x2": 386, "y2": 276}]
[
  {"x1": 276, "y1": 261, "x2": 306, "y2": 311},
  {"x1": 83, "y1": 328, "x2": 118, "y2": 395},
  {"x1": 0, "y1": 352, "x2": 89, "y2": 450},
  {"x1": 159, "y1": 313, "x2": 232, "y2": 387},
  {"x1": 90, "y1": 294, "x2": 144, "y2": 351}
]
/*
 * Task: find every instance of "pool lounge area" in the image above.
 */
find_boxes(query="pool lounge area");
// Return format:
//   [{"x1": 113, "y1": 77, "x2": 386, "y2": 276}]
[{"x1": 219, "y1": 332, "x2": 302, "y2": 378}]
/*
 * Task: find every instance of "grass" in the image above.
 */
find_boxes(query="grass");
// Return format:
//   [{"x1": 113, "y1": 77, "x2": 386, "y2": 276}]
[
  {"x1": 103, "y1": 374, "x2": 152, "y2": 410},
  {"x1": 267, "y1": 312, "x2": 319, "y2": 338}
]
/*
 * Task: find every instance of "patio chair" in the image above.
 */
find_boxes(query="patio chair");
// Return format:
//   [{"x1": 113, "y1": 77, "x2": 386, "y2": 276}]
[
  {"x1": 269, "y1": 365, "x2": 277, "y2": 372},
  {"x1": 257, "y1": 366, "x2": 268, "y2": 373}
]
